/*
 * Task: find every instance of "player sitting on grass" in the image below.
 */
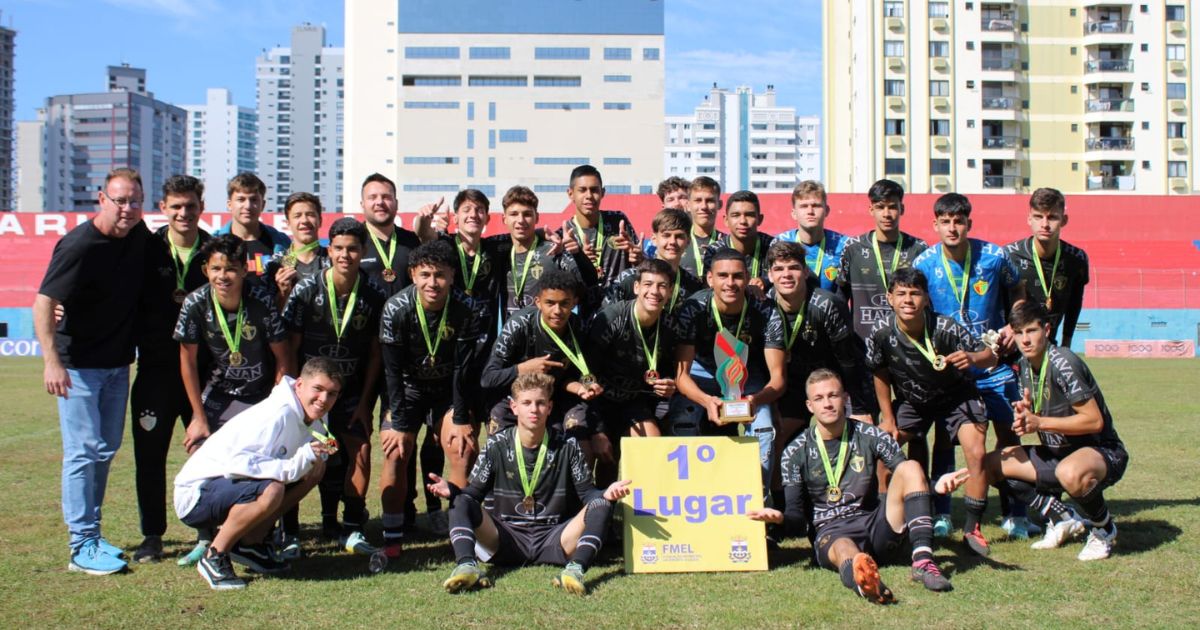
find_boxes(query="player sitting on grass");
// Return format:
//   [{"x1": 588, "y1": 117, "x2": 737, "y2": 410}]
[
  {"x1": 426, "y1": 373, "x2": 632, "y2": 595},
  {"x1": 749, "y1": 369, "x2": 951, "y2": 604},
  {"x1": 173, "y1": 358, "x2": 342, "y2": 590},
  {"x1": 936, "y1": 301, "x2": 1127, "y2": 561}
]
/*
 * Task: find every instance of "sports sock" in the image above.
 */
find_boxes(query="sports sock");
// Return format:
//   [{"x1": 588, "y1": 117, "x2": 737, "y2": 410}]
[
  {"x1": 903, "y1": 491, "x2": 935, "y2": 563},
  {"x1": 420, "y1": 436, "x2": 444, "y2": 512},
  {"x1": 342, "y1": 496, "x2": 367, "y2": 533},
  {"x1": 448, "y1": 495, "x2": 483, "y2": 565},
  {"x1": 838, "y1": 559, "x2": 857, "y2": 591},
  {"x1": 197, "y1": 527, "x2": 214, "y2": 544},
  {"x1": 1006, "y1": 478, "x2": 1072, "y2": 523},
  {"x1": 569, "y1": 498, "x2": 612, "y2": 571},
  {"x1": 963, "y1": 495, "x2": 987, "y2": 533},
  {"x1": 931, "y1": 446, "x2": 954, "y2": 515},
  {"x1": 1073, "y1": 482, "x2": 1111, "y2": 529},
  {"x1": 318, "y1": 453, "x2": 346, "y2": 522},
  {"x1": 283, "y1": 506, "x2": 300, "y2": 537},
  {"x1": 382, "y1": 512, "x2": 406, "y2": 546}
]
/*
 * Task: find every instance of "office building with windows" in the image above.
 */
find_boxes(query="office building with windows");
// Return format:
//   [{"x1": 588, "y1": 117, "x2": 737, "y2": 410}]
[
  {"x1": 182, "y1": 88, "x2": 257, "y2": 210},
  {"x1": 0, "y1": 20, "x2": 13, "y2": 211},
  {"x1": 256, "y1": 24, "x2": 344, "y2": 212},
  {"x1": 664, "y1": 85, "x2": 819, "y2": 191},
  {"x1": 824, "y1": 1, "x2": 1199, "y2": 194},
  {"x1": 344, "y1": 0, "x2": 664, "y2": 210}
]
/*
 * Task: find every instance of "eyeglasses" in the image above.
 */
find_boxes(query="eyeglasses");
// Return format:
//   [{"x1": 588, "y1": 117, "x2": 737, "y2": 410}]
[{"x1": 102, "y1": 192, "x2": 144, "y2": 209}]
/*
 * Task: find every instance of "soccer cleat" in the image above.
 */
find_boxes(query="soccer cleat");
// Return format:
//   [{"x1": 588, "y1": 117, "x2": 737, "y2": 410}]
[
  {"x1": 177, "y1": 540, "x2": 210, "y2": 567},
  {"x1": 553, "y1": 561, "x2": 587, "y2": 596},
  {"x1": 443, "y1": 562, "x2": 489, "y2": 593},
  {"x1": 910, "y1": 558, "x2": 953, "y2": 592},
  {"x1": 851, "y1": 553, "x2": 895, "y2": 604},
  {"x1": 132, "y1": 536, "x2": 163, "y2": 563},
  {"x1": 1077, "y1": 523, "x2": 1117, "y2": 561},
  {"x1": 1031, "y1": 514, "x2": 1087, "y2": 550},
  {"x1": 68, "y1": 540, "x2": 128, "y2": 576},
  {"x1": 197, "y1": 549, "x2": 246, "y2": 591},
  {"x1": 97, "y1": 537, "x2": 127, "y2": 560},
  {"x1": 1001, "y1": 516, "x2": 1030, "y2": 540},
  {"x1": 1023, "y1": 517, "x2": 1043, "y2": 536},
  {"x1": 342, "y1": 531, "x2": 377, "y2": 556},
  {"x1": 278, "y1": 535, "x2": 302, "y2": 561},
  {"x1": 932, "y1": 514, "x2": 953, "y2": 539},
  {"x1": 963, "y1": 524, "x2": 991, "y2": 557},
  {"x1": 231, "y1": 542, "x2": 290, "y2": 574}
]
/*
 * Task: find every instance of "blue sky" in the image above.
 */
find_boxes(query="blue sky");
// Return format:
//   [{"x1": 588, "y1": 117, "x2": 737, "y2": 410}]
[{"x1": 7, "y1": 0, "x2": 822, "y2": 120}]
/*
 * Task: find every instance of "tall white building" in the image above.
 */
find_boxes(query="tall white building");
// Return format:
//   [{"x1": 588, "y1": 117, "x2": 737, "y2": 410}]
[
  {"x1": 15, "y1": 119, "x2": 43, "y2": 212},
  {"x1": 663, "y1": 85, "x2": 820, "y2": 192},
  {"x1": 257, "y1": 24, "x2": 344, "y2": 212},
  {"x1": 344, "y1": 0, "x2": 665, "y2": 210},
  {"x1": 181, "y1": 88, "x2": 257, "y2": 209}
]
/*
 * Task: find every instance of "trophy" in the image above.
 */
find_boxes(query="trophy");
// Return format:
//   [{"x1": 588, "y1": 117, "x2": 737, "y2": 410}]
[{"x1": 714, "y1": 330, "x2": 753, "y2": 423}]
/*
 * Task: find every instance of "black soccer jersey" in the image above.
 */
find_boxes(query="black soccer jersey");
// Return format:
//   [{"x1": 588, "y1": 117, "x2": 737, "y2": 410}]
[
  {"x1": 602, "y1": 266, "x2": 705, "y2": 315},
  {"x1": 437, "y1": 233, "x2": 504, "y2": 327},
  {"x1": 378, "y1": 284, "x2": 480, "y2": 425},
  {"x1": 360, "y1": 224, "x2": 423, "y2": 298},
  {"x1": 864, "y1": 313, "x2": 983, "y2": 406},
  {"x1": 173, "y1": 283, "x2": 287, "y2": 400},
  {"x1": 837, "y1": 231, "x2": 928, "y2": 338},
  {"x1": 1005, "y1": 237, "x2": 1089, "y2": 342},
  {"x1": 780, "y1": 421, "x2": 906, "y2": 531},
  {"x1": 282, "y1": 270, "x2": 386, "y2": 406},
  {"x1": 481, "y1": 306, "x2": 590, "y2": 397},
  {"x1": 138, "y1": 226, "x2": 212, "y2": 366},
  {"x1": 556, "y1": 210, "x2": 636, "y2": 312},
  {"x1": 485, "y1": 233, "x2": 593, "y2": 321},
  {"x1": 263, "y1": 245, "x2": 329, "y2": 299},
  {"x1": 460, "y1": 426, "x2": 602, "y2": 527},
  {"x1": 712, "y1": 231, "x2": 775, "y2": 287},
  {"x1": 680, "y1": 229, "x2": 725, "y2": 279},
  {"x1": 673, "y1": 288, "x2": 783, "y2": 383},
  {"x1": 1017, "y1": 346, "x2": 1123, "y2": 456},
  {"x1": 585, "y1": 300, "x2": 677, "y2": 402}
]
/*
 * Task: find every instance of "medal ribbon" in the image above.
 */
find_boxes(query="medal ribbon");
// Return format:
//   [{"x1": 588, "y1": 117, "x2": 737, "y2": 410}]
[
  {"x1": 631, "y1": 303, "x2": 660, "y2": 372},
  {"x1": 210, "y1": 289, "x2": 244, "y2": 358},
  {"x1": 511, "y1": 236, "x2": 539, "y2": 299},
  {"x1": 778, "y1": 298, "x2": 809, "y2": 351},
  {"x1": 709, "y1": 294, "x2": 747, "y2": 339},
  {"x1": 750, "y1": 236, "x2": 762, "y2": 279},
  {"x1": 539, "y1": 316, "x2": 590, "y2": 375},
  {"x1": 939, "y1": 244, "x2": 973, "y2": 309},
  {"x1": 811, "y1": 234, "x2": 826, "y2": 282},
  {"x1": 456, "y1": 236, "x2": 482, "y2": 293},
  {"x1": 325, "y1": 269, "x2": 360, "y2": 342},
  {"x1": 515, "y1": 431, "x2": 549, "y2": 501},
  {"x1": 571, "y1": 214, "x2": 604, "y2": 270},
  {"x1": 168, "y1": 236, "x2": 197, "y2": 292},
  {"x1": 899, "y1": 323, "x2": 941, "y2": 369},
  {"x1": 1031, "y1": 239, "x2": 1061, "y2": 304},
  {"x1": 289, "y1": 240, "x2": 319, "y2": 259},
  {"x1": 415, "y1": 293, "x2": 448, "y2": 360},
  {"x1": 1029, "y1": 350, "x2": 1050, "y2": 415},
  {"x1": 368, "y1": 229, "x2": 397, "y2": 274},
  {"x1": 871, "y1": 232, "x2": 905, "y2": 284},
  {"x1": 669, "y1": 268, "x2": 681, "y2": 312},
  {"x1": 690, "y1": 228, "x2": 707, "y2": 276},
  {"x1": 814, "y1": 421, "x2": 851, "y2": 495}
]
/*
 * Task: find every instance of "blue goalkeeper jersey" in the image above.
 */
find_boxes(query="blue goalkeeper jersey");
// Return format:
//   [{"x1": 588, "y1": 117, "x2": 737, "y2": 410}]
[{"x1": 773, "y1": 228, "x2": 848, "y2": 294}]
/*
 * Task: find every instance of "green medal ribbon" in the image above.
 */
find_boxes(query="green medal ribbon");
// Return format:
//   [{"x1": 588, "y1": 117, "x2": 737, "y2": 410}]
[
  {"x1": 814, "y1": 421, "x2": 851, "y2": 496},
  {"x1": 1031, "y1": 239, "x2": 1061, "y2": 304},
  {"x1": 631, "y1": 302, "x2": 660, "y2": 372},
  {"x1": 515, "y1": 431, "x2": 549, "y2": 502},
  {"x1": 289, "y1": 240, "x2": 319, "y2": 258},
  {"x1": 368, "y1": 229, "x2": 397, "y2": 272},
  {"x1": 168, "y1": 236, "x2": 197, "y2": 292},
  {"x1": 510, "y1": 236, "x2": 539, "y2": 301},
  {"x1": 749, "y1": 236, "x2": 762, "y2": 279},
  {"x1": 871, "y1": 232, "x2": 905, "y2": 284},
  {"x1": 709, "y1": 294, "x2": 747, "y2": 339},
  {"x1": 571, "y1": 214, "x2": 604, "y2": 270},
  {"x1": 456, "y1": 236, "x2": 482, "y2": 294},
  {"x1": 939, "y1": 244, "x2": 973, "y2": 309},
  {"x1": 690, "y1": 228, "x2": 708, "y2": 276},
  {"x1": 812, "y1": 234, "x2": 826, "y2": 282},
  {"x1": 210, "y1": 289, "x2": 245, "y2": 358},
  {"x1": 899, "y1": 322, "x2": 942, "y2": 369},
  {"x1": 1029, "y1": 350, "x2": 1050, "y2": 415},
  {"x1": 669, "y1": 268, "x2": 681, "y2": 312},
  {"x1": 415, "y1": 293, "x2": 448, "y2": 360},
  {"x1": 539, "y1": 315, "x2": 590, "y2": 375},
  {"x1": 778, "y1": 298, "x2": 809, "y2": 352},
  {"x1": 325, "y1": 269, "x2": 360, "y2": 342}
]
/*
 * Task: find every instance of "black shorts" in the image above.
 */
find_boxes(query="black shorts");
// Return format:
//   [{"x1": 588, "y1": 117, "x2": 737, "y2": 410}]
[
  {"x1": 201, "y1": 390, "x2": 259, "y2": 430},
  {"x1": 895, "y1": 397, "x2": 987, "y2": 445},
  {"x1": 326, "y1": 396, "x2": 370, "y2": 441},
  {"x1": 598, "y1": 395, "x2": 668, "y2": 430},
  {"x1": 181, "y1": 477, "x2": 274, "y2": 530},
  {"x1": 384, "y1": 386, "x2": 451, "y2": 433},
  {"x1": 487, "y1": 398, "x2": 591, "y2": 439},
  {"x1": 813, "y1": 500, "x2": 904, "y2": 570},
  {"x1": 1025, "y1": 444, "x2": 1129, "y2": 494},
  {"x1": 777, "y1": 388, "x2": 810, "y2": 422},
  {"x1": 481, "y1": 518, "x2": 571, "y2": 567}
]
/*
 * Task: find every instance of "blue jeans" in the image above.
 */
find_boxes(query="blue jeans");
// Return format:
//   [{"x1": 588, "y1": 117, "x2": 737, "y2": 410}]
[{"x1": 58, "y1": 367, "x2": 130, "y2": 551}]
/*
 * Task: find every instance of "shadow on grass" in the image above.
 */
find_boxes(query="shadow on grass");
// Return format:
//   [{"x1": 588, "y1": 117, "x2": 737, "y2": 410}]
[
  {"x1": 934, "y1": 552, "x2": 1023, "y2": 578},
  {"x1": 1107, "y1": 496, "x2": 1200, "y2": 519},
  {"x1": 1112, "y1": 518, "x2": 1181, "y2": 556}
]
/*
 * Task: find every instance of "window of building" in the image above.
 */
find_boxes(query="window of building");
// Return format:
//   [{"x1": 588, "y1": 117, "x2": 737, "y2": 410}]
[
  {"x1": 467, "y1": 102, "x2": 474, "y2": 120},
  {"x1": 1168, "y1": 83, "x2": 1187, "y2": 98},
  {"x1": 1168, "y1": 122, "x2": 1187, "y2": 138},
  {"x1": 535, "y1": 47, "x2": 590, "y2": 60},
  {"x1": 604, "y1": 47, "x2": 632, "y2": 60},
  {"x1": 885, "y1": 119, "x2": 906, "y2": 135},
  {"x1": 403, "y1": 75, "x2": 461, "y2": 86},
  {"x1": 469, "y1": 76, "x2": 527, "y2": 87},
  {"x1": 498, "y1": 129, "x2": 528, "y2": 143},
  {"x1": 1166, "y1": 5, "x2": 1185, "y2": 21},
  {"x1": 533, "y1": 76, "x2": 582, "y2": 87},
  {"x1": 534, "y1": 157, "x2": 589, "y2": 165},
  {"x1": 929, "y1": 41, "x2": 950, "y2": 57},
  {"x1": 604, "y1": 74, "x2": 632, "y2": 83},
  {"x1": 929, "y1": 2, "x2": 949, "y2": 17},
  {"x1": 643, "y1": 48, "x2": 661, "y2": 60},
  {"x1": 930, "y1": 159, "x2": 951, "y2": 175},
  {"x1": 534, "y1": 102, "x2": 590, "y2": 110},
  {"x1": 1168, "y1": 161, "x2": 1187, "y2": 177},
  {"x1": 884, "y1": 40, "x2": 904, "y2": 57},
  {"x1": 884, "y1": 1, "x2": 903, "y2": 17},
  {"x1": 403, "y1": 157, "x2": 460, "y2": 165},
  {"x1": 469, "y1": 46, "x2": 510, "y2": 59},
  {"x1": 404, "y1": 184, "x2": 459, "y2": 193},
  {"x1": 488, "y1": 129, "x2": 495, "y2": 149},
  {"x1": 467, "y1": 129, "x2": 474, "y2": 149},
  {"x1": 607, "y1": 185, "x2": 632, "y2": 193},
  {"x1": 604, "y1": 102, "x2": 633, "y2": 110},
  {"x1": 603, "y1": 157, "x2": 632, "y2": 165},
  {"x1": 885, "y1": 80, "x2": 906, "y2": 96},
  {"x1": 405, "y1": 47, "x2": 459, "y2": 59},
  {"x1": 885, "y1": 158, "x2": 906, "y2": 174},
  {"x1": 1167, "y1": 45, "x2": 1186, "y2": 61},
  {"x1": 930, "y1": 80, "x2": 950, "y2": 96},
  {"x1": 930, "y1": 119, "x2": 950, "y2": 135},
  {"x1": 489, "y1": 102, "x2": 496, "y2": 121},
  {"x1": 488, "y1": 157, "x2": 496, "y2": 178},
  {"x1": 535, "y1": 185, "x2": 569, "y2": 193}
]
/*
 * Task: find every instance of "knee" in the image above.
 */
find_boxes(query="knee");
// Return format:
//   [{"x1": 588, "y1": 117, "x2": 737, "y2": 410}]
[
  {"x1": 263, "y1": 481, "x2": 286, "y2": 507},
  {"x1": 895, "y1": 459, "x2": 924, "y2": 482},
  {"x1": 1056, "y1": 466, "x2": 1094, "y2": 496},
  {"x1": 962, "y1": 441, "x2": 986, "y2": 466}
]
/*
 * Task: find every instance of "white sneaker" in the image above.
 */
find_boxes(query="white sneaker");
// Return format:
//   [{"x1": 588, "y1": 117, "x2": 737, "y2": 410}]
[
  {"x1": 343, "y1": 531, "x2": 377, "y2": 556},
  {"x1": 1078, "y1": 523, "x2": 1117, "y2": 561},
  {"x1": 1031, "y1": 514, "x2": 1087, "y2": 550}
]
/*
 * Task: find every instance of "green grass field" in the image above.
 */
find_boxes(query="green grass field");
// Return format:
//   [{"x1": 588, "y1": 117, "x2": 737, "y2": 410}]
[{"x1": 1, "y1": 357, "x2": 1198, "y2": 628}]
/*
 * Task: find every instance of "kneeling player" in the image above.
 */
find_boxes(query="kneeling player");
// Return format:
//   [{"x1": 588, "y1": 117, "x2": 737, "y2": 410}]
[
  {"x1": 750, "y1": 369, "x2": 951, "y2": 604},
  {"x1": 427, "y1": 373, "x2": 631, "y2": 595},
  {"x1": 938, "y1": 302, "x2": 1127, "y2": 561}
]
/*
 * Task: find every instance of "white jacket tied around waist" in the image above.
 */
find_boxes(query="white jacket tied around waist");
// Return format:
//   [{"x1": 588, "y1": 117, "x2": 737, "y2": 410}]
[{"x1": 173, "y1": 376, "x2": 327, "y2": 519}]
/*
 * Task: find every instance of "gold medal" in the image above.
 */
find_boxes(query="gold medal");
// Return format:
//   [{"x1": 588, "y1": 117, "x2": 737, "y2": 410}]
[
  {"x1": 933, "y1": 355, "x2": 947, "y2": 371},
  {"x1": 644, "y1": 370, "x2": 659, "y2": 385},
  {"x1": 1046, "y1": 296, "x2": 1054, "y2": 310},
  {"x1": 382, "y1": 268, "x2": 397, "y2": 283},
  {"x1": 229, "y1": 351, "x2": 245, "y2": 366},
  {"x1": 580, "y1": 374, "x2": 597, "y2": 387},
  {"x1": 522, "y1": 495, "x2": 536, "y2": 513},
  {"x1": 424, "y1": 355, "x2": 437, "y2": 367},
  {"x1": 172, "y1": 288, "x2": 187, "y2": 304},
  {"x1": 281, "y1": 254, "x2": 297, "y2": 269},
  {"x1": 827, "y1": 486, "x2": 843, "y2": 503}
]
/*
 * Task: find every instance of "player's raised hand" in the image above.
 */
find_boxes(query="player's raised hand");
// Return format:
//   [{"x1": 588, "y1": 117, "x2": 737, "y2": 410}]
[
  {"x1": 432, "y1": 204, "x2": 452, "y2": 233},
  {"x1": 934, "y1": 467, "x2": 970, "y2": 495},
  {"x1": 747, "y1": 508, "x2": 783, "y2": 524},
  {"x1": 426, "y1": 472, "x2": 453, "y2": 499},
  {"x1": 545, "y1": 228, "x2": 564, "y2": 256},
  {"x1": 603, "y1": 479, "x2": 633, "y2": 501},
  {"x1": 561, "y1": 219, "x2": 581, "y2": 254}
]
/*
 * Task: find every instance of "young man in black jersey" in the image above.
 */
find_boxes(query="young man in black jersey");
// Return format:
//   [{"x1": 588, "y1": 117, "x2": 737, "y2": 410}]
[
  {"x1": 750, "y1": 369, "x2": 951, "y2": 604},
  {"x1": 938, "y1": 302, "x2": 1126, "y2": 561},
  {"x1": 604, "y1": 208, "x2": 704, "y2": 315},
  {"x1": 282, "y1": 218, "x2": 386, "y2": 551},
  {"x1": 359, "y1": 173, "x2": 424, "y2": 298},
  {"x1": 837, "y1": 179, "x2": 928, "y2": 339},
  {"x1": 712, "y1": 190, "x2": 774, "y2": 298},
  {"x1": 377, "y1": 240, "x2": 481, "y2": 559},
  {"x1": 588, "y1": 259, "x2": 679, "y2": 439},
  {"x1": 556, "y1": 164, "x2": 643, "y2": 314},
  {"x1": 173, "y1": 234, "x2": 291, "y2": 564},
  {"x1": 428, "y1": 373, "x2": 632, "y2": 595},
  {"x1": 865, "y1": 267, "x2": 997, "y2": 556},
  {"x1": 681, "y1": 176, "x2": 725, "y2": 278},
  {"x1": 481, "y1": 268, "x2": 610, "y2": 465},
  {"x1": 670, "y1": 248, "x2": 786, "y2": 491},
  {"x1": 267, "y1": 192, "x2": 327, "y2": 309}
]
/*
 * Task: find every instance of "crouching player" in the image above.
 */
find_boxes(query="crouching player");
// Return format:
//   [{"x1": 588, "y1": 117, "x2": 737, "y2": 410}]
[
  {"x1": 172, "y1": 358, "x2": 342, "y2": 590},
  {"x1": 749, "y1": 369, "x2": 951, "y2": 604},
  {"x1": 426, "y1": 373, "x2": 631, "y2": 595},
  {"x1": 938, "y1": 302, "x2": 1127, "y2": 560}
]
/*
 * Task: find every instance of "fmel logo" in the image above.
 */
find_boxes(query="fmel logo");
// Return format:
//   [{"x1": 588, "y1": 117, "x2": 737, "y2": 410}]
[{"x1": 729, "y1": 538, "x2": 751, "y2": 563}]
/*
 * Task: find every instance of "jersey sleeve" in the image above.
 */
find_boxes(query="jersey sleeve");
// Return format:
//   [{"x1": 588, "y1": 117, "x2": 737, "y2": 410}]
[
  {"x1": 761, "y1": 302, "x2": 786, "y2": 350},
  {"x1": 450, "y1": 304, "x2": 480, "y2": 425},
  {"x1": 566, "y1": 438, "x2": 604, "y2": 504},
  {"x1": 998, "y1": 247, "x2": 1021, "y2": 290},
  {"x1": 868, "y1": 424, "x2": 906, "y2": 471},
  {"x1": 251, "y1": 286, "x2": 288, "y2": 343},
  {"x1": 863, "y1": 323, "x2": 887, "y2": 371},
  {"x1": 1055, "y1": 350, "x2": 1095, "y2": 406},
  {"x1": 173, "y1": 292, "x2": 206, "y2": 344},
  {"x1": 38, "y1": 234, "x2": 84, "y2": 303},
  {"x1": 673, "y1": 297, "x2": 703, "y2": 346},
  {"x1": 480, "y1": 313, "x2": 525, "y2": 392},
  {"x1": 460, "y1": 438, "x2": 499, "y2": 502},
  {"x1": 280, "y1": 278, "x2": 313, "y2": 332},
  {"x1": 942, "y1": 316, "x2": 984, "y2": 352},
  {"x1": 835, "y1": 240, "x2": 854, "y2": 290}
]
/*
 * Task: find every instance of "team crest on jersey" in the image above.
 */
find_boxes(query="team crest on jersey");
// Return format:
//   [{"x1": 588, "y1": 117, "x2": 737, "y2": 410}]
[
  {"x1": 529, "y1": 264, "x2": 544, "y2": 279},
  {"x1": 606, "y1": 235, "x2": 620, "y2": 248},
  {"x1": 641, "y1": 544, "x2": 658, "y2": 565},
  {"x1": 972, "y1": 279, "x2": 990, "y2": 296},
  {"x1": 849, "y1": 454, "x2": 865, "y2": 473},
  {"x1": 729, "y1": 538, "x2": 751, "y2": 563},
  {"x1": 353, "y1": 312, "x2": 369, "y2": 330},
  {"x1": 824, "y1": 266, "x2": 838, "y2": 282},
  {"x1": 1053, "y1": 276, "x2": 1068, "y2": 290},
  {"x1": 241, "y1": 322, "x2": 258, "y2": 341},
  {"x1": 440, "y1": 324, "x2": 455, "y2": 340}
]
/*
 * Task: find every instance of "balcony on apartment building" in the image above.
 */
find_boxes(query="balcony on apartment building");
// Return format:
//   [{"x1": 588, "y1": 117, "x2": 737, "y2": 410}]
[
  {"x1": 1083, "y1": 19, "x2": 1132, "y2": 34},
  {"x1": 1086, "y1": 175, "x2": 1134, "y2": 191},
  {"x1": 1084, "y1": 58, "x2": 1134, "y2": 73},
  {"x1": 983, "y1": 174, "x2": 1021, "y2": 189},
  {"x1": 1085, "y1": 136, "x2": 1134, "y2": 151},
  {"x1": 1085, "y1": 97, "x2": 1134, "y2": 112}
]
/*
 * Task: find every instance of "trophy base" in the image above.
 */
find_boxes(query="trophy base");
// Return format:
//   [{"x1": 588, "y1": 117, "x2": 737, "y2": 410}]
[{"x1": 719, "y1": 399, "x2": 753, "y2": 424}]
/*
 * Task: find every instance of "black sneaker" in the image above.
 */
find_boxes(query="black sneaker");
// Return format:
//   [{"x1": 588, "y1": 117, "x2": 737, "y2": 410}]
[
  {"x1": 197, "y1": 550, "x2": 246, "y2": 591},
  {"x1": 231, "y1": 541, "x2": 291, "y2": 574}
]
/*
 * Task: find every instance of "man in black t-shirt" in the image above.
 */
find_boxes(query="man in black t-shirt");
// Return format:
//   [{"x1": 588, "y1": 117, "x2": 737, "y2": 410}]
[
  {"x1": 750, "y1": 370, "x2": 951, "y2": 604},
  {"x1": 359, "y1": 173, "x2": 424, "y2": 299},
  {"x1": 35, "y1": 167, "x2": 149, "y2": 575},
  {"x1": 865, "y1": 267, "x2": 998, "y2": 557},
  {"x1": 711, "y1": 190, "x2": 775, "y2": 298},
  {"x1": 213, "y1": 172, "x2": 290, "y2": 291},
  {"x1": 426, "y1": 373, "x2": 631, "y2": 595},
  {"x1": 938, "y1": 302, "x2": 1127, "y2": 561}
]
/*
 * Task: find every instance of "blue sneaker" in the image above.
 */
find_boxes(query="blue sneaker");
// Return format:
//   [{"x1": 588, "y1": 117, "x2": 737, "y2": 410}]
[
  {"x1": 932, "y1": 514, "x2": 953, "y2": 539},
  {"x1": 98, "y1": 537, "x2": 126, "y2": 559},
  {"x1": 69, "y1": 540, "x2": 128, "y2": 576},
  {"x1": 178, "y1": 540, "x2": 210, "y2": 567}
]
